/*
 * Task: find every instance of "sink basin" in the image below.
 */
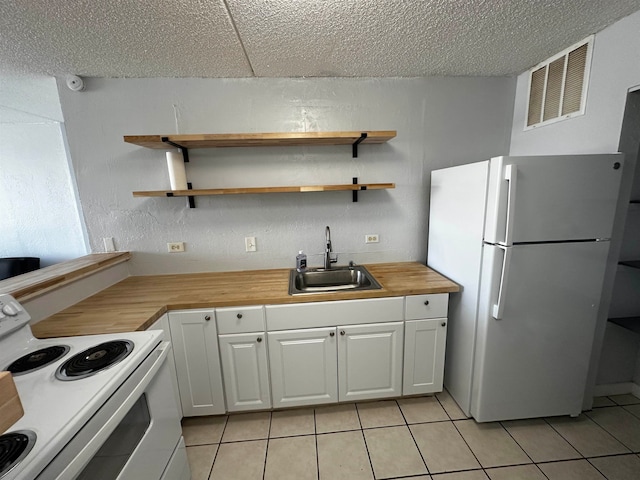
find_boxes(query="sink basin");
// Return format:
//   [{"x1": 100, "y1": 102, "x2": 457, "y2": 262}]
[{"x1": 289, "y1": 265, "x2": 382, "y2": 295}]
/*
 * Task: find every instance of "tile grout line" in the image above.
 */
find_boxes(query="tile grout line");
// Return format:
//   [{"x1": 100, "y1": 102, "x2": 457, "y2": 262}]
[
  {"x1": 585, "y1": 456, "x2": 616, "y2": 480},
  {"x1": 584, "y1": 406, "x2": 637, "y2": 454},
  {"x1": 434, "y1": 391, "x2": 456, "y2": 422},
  {"x1": 354, "y1": 402, "x2": 377, "y2": 479},
  {"x1": 449, "y1": 417, "x2": 488, "y2": 472},
  {"x1": 208, "y1": 415, "x2": 229, "y2": 479},
  {"x1": 395, "y1": 398, "x2": 431, "y2": 477},
  {"x1": 542, "y1": 416, "x2": 588, "y2": 461},
  {"x1": 498, "y1": 420, "x2": 549, "y2": 479},
  {"x1": 313, "y1": 408, "x2": 320, "y2": 480},
  {"x1": 261, "y1": 412, "x2": 273, "y2": 480}
]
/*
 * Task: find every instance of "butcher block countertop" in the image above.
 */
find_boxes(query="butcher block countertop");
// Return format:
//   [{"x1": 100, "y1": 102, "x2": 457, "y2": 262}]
[
  {"x1": 31, "y1": 262, "x2": 459, "y2": 339},
  {"x1": 0, "y1": 252, "x2": 131, "y2": 301}
]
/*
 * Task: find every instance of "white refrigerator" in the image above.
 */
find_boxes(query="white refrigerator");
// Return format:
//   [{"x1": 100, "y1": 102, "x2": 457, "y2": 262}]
[{"x1": 428, "y1": 154, "x2": 624, "y2": 422}]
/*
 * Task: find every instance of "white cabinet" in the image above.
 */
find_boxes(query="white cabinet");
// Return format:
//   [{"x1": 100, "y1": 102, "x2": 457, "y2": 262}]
[
  {"x1": 268, "y1": 321, "x2": 404, "y2": 408},
  {"x1": 169, "y1": 310, "x2": 226, "y2": 416},
  {"x1": 218, "y1": 333, "x2": 271, "y2": 412},
  {"x1": 268, "y1": 327, "x2": 338, "y2": 408},
  {"x1": 164, "y1": 293, "x2": 451, "y2": 413},
  {"x1": 338, "y1": 322, "x2": 404, "y2": 401},
  {"x1": 403, "y1": 294, "x2": 449, "y2": 395},
  {"x1": 217, "y1": 305, "x2": 270, "y2": 412}
]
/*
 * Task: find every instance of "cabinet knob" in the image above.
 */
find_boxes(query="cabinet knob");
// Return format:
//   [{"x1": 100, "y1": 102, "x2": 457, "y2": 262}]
[
  {"x1": 330, "y1": 332, "x2": 335, "y2": 337},
  {"x1": 257, "y1": 337, "x2": 262, "y2": 342},
  {"x1": 424, "y1": 300, "x2": 430, "y2": 306},
  {"x1": 237, "y1": 313, "x2": 243, "y2": 319},
  {"x1": 441, "y1": 322, "x2": 446, "y2": 327},
  {"x1": 340, "y1": 330, "x2": 346, "y2": 336},
  {"x1": 204, "y1": 315, "x2": 211, "y2": 321}
]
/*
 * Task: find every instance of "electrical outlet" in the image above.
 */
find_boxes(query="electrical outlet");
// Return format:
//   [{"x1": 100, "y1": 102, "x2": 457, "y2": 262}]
[
  {"x1": 245, "y1": 237, "x2": 257, "y2": 252},
  {"x1": 365, "y1": 234, "x2": 379, "y2": 243},
  {"x1": 167, "y1": 242, "x2": 185, "y2": 253}
]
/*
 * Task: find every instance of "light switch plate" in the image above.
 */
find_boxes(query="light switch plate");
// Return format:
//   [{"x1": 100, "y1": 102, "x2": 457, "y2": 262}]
[{"x1": 245, "y1": 237, "x2": 257, "y2": 252}]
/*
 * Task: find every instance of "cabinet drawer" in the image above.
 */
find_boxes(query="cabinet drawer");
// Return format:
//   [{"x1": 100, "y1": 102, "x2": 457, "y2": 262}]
[
  {"x1": 217, "y1": 306, "x2": 265, "y2": 334},
  {"x1": 405, "y1": 294, "x2": 448, "y2": 320},
  {"x1": 266, "y1": 297, "x2": 404, "y2": 330}
]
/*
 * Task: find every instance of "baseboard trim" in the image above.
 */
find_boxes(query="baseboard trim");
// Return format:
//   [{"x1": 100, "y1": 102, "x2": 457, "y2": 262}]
[{"x1": 593, "y1": 382, "x2": 640, "y2": 397}]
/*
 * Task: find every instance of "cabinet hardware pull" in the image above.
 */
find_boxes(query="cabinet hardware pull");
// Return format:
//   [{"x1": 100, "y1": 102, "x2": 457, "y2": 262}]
[
  {"x1": 340, "y1": 330, "x2": 346, "y2": 336},
  {"x1": 237, "y1": 313, "x2": 243, "y2": 319},
  {"x1": 441, "y1": 322, "x2": 446, "y2": 327},
  {"x1": 204, "y1": 315, "x2": 211, "y2": 321},
  {"x1": 424, "y1": 300, "x2": 430, "y2": 306},
  {"x1": 330, "y1": 332, "x2": 335, "y2": 337},
  {"x1": 257, "y1": 337, "x2": 262, "y2": 342}
]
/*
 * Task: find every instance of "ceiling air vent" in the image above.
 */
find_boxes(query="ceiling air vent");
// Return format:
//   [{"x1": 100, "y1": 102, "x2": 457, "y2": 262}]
[{"x1": 525, "y1": 36, "x2": 593, "y2": 129}]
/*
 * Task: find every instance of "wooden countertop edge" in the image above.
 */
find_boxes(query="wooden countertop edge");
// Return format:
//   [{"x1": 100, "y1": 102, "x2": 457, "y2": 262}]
[
  {"x1": 31, "y1": 262, "x2": 459, "y2": 338},
  {"x1": 0, "y1": 252, "x2": 132, "y2": 301}
]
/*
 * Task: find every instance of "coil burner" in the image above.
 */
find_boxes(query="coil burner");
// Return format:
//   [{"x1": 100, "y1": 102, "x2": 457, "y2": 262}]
[
  {"x1": 55, "y1": 340, "x2": 134, "y2": 381},
  {"x1": 6, "y1": 346, "x2": 70, "y2": 376},
  {"x1": 0, "y1": 430, "x2": 36, "y2": 479}
]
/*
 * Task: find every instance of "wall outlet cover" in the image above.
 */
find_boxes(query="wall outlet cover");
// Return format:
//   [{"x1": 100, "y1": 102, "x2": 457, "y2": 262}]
[
  {"x1": 365, "y1": 234, "x2": 379, "y2": 243},
  {"x1": 168, "y1": 242, "x2": 185, "y2": 252},
  {"x1": 103, "y1": 237, "x2": 116, "y2": 252}
]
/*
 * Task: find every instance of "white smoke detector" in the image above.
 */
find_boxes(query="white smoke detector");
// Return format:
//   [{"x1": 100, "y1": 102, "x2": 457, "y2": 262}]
[{"x1": 65, "y1": 75, "x2": 84, "y2": 92}]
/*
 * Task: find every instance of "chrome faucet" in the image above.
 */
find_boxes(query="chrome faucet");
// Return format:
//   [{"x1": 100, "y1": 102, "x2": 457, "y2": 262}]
[{"x1": 324, "y1": 226, "x2": 337, "y2": 269}]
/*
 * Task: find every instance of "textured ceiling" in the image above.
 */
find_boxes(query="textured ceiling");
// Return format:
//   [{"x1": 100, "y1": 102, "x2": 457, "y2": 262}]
[{"x1": 1, "y1": 0, "x2": 640, "y2": 78}]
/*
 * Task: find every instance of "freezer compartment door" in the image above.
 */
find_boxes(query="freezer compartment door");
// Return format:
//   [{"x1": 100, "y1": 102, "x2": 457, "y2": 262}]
[
  {"x1": 471, "y1": 241, "x2": 610, "y2": 422},
  {"x1": 484, "y1": 154, "x2": 623, "y2": 245}
]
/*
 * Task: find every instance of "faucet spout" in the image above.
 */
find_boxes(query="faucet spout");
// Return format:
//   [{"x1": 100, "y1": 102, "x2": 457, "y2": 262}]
[{"x1": 324, "y1": 226, "x2": 333, "y2": 269}]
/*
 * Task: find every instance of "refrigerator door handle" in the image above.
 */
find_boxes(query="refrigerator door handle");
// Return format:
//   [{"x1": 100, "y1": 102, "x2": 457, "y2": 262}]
[
  {"x1": 492, "y1": 245, "x2": 512, "y2": 320},
  {"x1": 503, "y1": 164, "x2": 517, "y2": 246}
]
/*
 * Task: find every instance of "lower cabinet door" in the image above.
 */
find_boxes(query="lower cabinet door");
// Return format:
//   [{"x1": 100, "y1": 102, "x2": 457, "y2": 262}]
[
  {"x1": 338, "y1": 322, "x2": 404, "y2": 402},
  {"x1": 218, "y1": 332, "x2": 271, "y2": 412},
  {"x1": 268, "y1": 327, "x2": 337, "y2": 408},
  {"x1": 169, "y1": 310, "x2": 226, "y2": 416},
  {"x1": 403, "y1": 318, "x2": 447, "y2": 395}
]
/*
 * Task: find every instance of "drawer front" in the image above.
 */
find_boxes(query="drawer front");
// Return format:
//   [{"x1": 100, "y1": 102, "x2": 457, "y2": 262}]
[
  {"x1": 405, "y1": 294, "x2": 448, "y2": 320},
  {"x1": 217, "y1": 306, "x2": 265, "y2": 334},
  {"x1": 266, "y1": 297, "x2": 404, "y2": 331}
]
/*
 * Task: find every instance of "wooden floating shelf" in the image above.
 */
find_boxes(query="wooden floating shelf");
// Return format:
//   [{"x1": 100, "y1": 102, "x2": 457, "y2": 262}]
[
  {"x1": 124, "y1": 131, "x2": 396, "y2": 150},
  {"x1": 133, "y1": 183, "x2": 395, "y2": 198}
]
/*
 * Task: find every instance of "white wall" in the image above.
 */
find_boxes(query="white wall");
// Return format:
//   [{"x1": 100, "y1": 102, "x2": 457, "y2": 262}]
[
  {"x1": 510, "y1": 10, "x2": 640, "y2": 155},
  {"x1": 58, "y1": 77, "x2": 515, "y2": 275},
  {"x1": 0, "y1": 76, "x2": 88, "y2": 267},
  {"x1": 508, "y1": 10, "x2": 640, "y2": 395}
]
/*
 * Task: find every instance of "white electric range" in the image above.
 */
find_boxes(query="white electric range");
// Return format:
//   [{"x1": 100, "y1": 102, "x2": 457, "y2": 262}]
[{"x1": 0, "y1": 294, "x2": 190, "y2": 480}]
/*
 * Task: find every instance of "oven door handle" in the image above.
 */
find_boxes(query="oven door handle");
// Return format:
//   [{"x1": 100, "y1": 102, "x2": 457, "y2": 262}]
[{"x1": 55, "y1": 341, "x2": 171, "y2": 479}]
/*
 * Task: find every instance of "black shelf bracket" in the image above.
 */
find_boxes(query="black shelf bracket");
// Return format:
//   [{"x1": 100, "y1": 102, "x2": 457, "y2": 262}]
[
  {"x1": 351, "y1": 177, "x2": 367, "y2": 202},
  {"x1": 165, "y1": 182, "x2": 196, "y2": 208},
  {"x1": 186, "y1": 183, "x2": 195, "y2": 208},
  {"x1": 352, "y1": 133, "x2": 368, "y2": 158},
  {"x1": 161, "y1": 137, "x2": 190, "y2": 162}
]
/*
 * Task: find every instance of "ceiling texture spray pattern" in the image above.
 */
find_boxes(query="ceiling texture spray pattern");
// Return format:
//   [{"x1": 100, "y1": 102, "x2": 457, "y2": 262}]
[{"x1": 1, "y1": 0, "x2": 640, "y2": 78}]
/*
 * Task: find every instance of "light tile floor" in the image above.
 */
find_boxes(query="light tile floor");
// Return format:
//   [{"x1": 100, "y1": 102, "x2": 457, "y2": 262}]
[{"x1": 182, "y1": 391, "x2": 640, "y2": 480}]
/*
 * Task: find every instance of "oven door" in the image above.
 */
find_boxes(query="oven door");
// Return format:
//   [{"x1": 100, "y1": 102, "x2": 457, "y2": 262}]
[{"x1": 38, "y1": 342, "x2": 187, "y2": 480}]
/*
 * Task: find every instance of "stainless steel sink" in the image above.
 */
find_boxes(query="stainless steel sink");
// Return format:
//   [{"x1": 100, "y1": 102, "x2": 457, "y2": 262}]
[{"x1": 289, "y1": 265, "x2": 382, "y2": 295}]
